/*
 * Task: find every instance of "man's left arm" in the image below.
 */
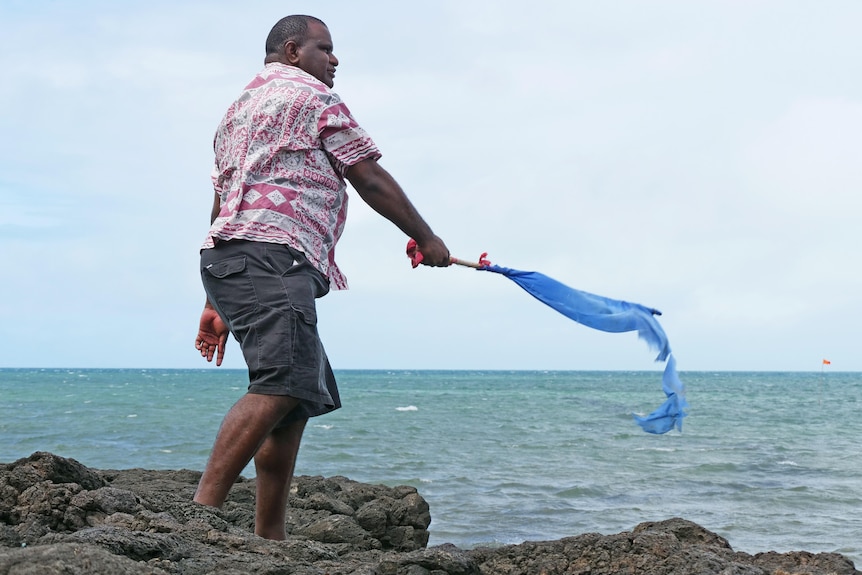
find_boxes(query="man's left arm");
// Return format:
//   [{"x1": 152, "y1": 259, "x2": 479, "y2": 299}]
[
  {"x1": 195, "y1": 190, "x2": 229, "y2": 366},
  {"x1": 346, "y1": 158, "x2": 450, "y2": 267},
  {"x1": 209, "y1": 190, "x2": 221, "y2": 223}
]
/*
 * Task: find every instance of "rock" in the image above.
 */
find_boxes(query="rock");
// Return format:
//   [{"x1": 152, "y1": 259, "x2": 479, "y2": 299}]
[
  {"x1": 1, "y1": 451, "x2": 106, "y2": 492},
  {"x1": 0, "y1": 452, "x2": 858, "y2": 575},
  {"x1": 464, "y1": 519, "x2": 859, "y2": 575},
  {"x1": 0, "y1": 542, "x2": 170, "y2": 575},
  {"x1": 751, "y1": 550, "x2": 859, "y2": 575}
]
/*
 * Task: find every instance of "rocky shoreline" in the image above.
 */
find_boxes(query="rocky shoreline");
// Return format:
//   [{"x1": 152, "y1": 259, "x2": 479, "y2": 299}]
[{"x1": 0, "y1": 452, "x2": 857, "y2": 575}]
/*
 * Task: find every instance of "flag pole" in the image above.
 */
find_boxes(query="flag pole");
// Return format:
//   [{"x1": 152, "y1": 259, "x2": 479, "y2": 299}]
[
  {"x1": 449, "y1": 257, "x2": 485, "y2": 269},
  {"x1": 819, "y1": 359, "x2": 830, "y2": 406},
  {"x1": 819, "y1": 358, "x2": 832, "y2": 405}
]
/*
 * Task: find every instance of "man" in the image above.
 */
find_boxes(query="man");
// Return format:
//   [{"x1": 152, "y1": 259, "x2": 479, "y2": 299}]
[{"x1": 193, "y1": 14, "x2": 450, "y2": 540}]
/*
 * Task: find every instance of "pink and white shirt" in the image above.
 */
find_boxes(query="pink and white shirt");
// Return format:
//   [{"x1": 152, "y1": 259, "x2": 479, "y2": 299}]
[{"x1": 202, "y1": 63, "x2": 381, "y2": 290}]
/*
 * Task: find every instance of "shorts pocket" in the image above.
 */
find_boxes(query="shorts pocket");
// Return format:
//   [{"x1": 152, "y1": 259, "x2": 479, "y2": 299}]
[
  {"x1": 256, "y1": 304, "x2": 322, "y2": 372},
  {"x1": 200, "y1": 253, "x2": 257, "y2": 342},
  {"x1": 204, "y1": 255, "x2": 247, "y2": 278},
  {"x1": 282, "y1": 274, "x2": 318, "y2": 325}
]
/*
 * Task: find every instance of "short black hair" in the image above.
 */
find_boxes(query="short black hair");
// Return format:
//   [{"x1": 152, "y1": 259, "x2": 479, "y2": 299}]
[{"x1": 265, "y1": 15, "x2": 327, "y2": 56}]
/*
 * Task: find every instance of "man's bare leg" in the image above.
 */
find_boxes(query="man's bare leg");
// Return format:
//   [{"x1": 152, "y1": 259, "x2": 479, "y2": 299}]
[
  {"x1": 253, "y1": 418, "x2": 307, "y2": 539},
  {"x1": 194, "y1": 393, "x2": 299, "y2": 508}
]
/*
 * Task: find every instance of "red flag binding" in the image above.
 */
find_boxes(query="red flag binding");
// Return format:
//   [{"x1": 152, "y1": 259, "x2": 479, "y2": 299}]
[{"x1": 406, "y1": 239, "x2": 423, "y2": 268}]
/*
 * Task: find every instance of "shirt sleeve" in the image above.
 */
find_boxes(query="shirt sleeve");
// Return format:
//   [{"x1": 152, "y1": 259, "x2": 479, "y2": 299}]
[{"x1": 318, "y1": 101, "x2": 382, "y2": 176}]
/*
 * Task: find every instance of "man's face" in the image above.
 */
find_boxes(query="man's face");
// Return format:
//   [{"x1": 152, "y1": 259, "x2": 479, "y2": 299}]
[{"x1": 294, "y1": 22, "x2": 338, "y2": 88}]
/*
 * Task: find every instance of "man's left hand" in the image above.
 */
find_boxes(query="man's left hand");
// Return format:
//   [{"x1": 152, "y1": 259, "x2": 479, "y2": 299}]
[{"x1": 196, "y1": 304, "x2": 229, "y2": 366}]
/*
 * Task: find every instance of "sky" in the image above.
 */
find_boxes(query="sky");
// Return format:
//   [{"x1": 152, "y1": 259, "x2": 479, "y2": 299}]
[{"x1": 1, "y1": 0, "x2": 860, "y2": 372}]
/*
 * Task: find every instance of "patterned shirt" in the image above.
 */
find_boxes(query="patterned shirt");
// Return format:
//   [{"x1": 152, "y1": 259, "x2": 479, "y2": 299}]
[{"x1": 202, "y1": 63, "x2": 381, "y2": 290}]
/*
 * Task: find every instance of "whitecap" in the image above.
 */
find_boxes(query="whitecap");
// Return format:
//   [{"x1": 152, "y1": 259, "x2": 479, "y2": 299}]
[
  {"x1": 396, "y1": 405, "x2": 418, "y2": 412},
  {"x1": 127, "y1": 414, "x2": 138, "y2": 418},
  {"x1": 314, "y1": 424, "x2": 334, "y2": 430}
]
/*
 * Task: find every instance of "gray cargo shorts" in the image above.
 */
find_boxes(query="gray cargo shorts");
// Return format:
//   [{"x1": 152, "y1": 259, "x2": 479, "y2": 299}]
[{"x1": 200, "y1": 240, "x2": 341, "y2": 424}]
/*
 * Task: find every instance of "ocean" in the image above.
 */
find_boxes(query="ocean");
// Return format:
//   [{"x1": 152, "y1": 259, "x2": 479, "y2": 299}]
[{"x1": 1, "y1": 368, "x2": 859, "y2": 565}]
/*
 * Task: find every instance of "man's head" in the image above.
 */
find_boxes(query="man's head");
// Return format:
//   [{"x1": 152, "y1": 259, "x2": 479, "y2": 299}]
[{"x1": 264, "y1": 15, "x2": 338, "y2": 88}]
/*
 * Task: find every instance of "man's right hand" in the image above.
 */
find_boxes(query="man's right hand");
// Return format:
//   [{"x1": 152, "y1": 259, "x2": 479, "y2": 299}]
[{"x1": 413, "y1": 235, "x2": 451, "y2": 267}]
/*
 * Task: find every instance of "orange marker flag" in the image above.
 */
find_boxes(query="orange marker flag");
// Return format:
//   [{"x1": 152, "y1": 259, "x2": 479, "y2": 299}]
[{"x1": 822, "y1": 359, "x2": 831, "y2": 365}]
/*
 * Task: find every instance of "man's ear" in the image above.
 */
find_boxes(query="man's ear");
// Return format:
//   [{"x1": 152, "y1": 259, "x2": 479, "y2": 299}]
[{"x1": 283, "y1": 39, "x2": 301, "y2": 65}]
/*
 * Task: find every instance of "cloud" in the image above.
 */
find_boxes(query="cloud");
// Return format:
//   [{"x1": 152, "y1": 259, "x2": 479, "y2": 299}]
[
  {"x1": 1, "y1": 0, "x2": 860, "y2": 371},
  {"x1": 745, "y1": 97, "x2": 862, "y2": 221}
]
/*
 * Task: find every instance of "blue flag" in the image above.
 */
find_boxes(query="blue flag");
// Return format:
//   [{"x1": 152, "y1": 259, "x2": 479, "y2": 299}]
[{"x1": 480, "y1": 264, "x2": 688, "y2": 434}]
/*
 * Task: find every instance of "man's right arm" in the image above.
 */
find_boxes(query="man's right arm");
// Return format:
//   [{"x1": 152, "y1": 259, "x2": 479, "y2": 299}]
[{"x1": 345, "y1": 158, "x2": 450, "y2": 267}]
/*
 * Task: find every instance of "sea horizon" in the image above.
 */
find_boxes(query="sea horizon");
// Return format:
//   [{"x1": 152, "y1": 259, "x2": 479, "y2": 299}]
[{"x1": 1, "y1": 366, "x2": 855, "y2": 373}]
